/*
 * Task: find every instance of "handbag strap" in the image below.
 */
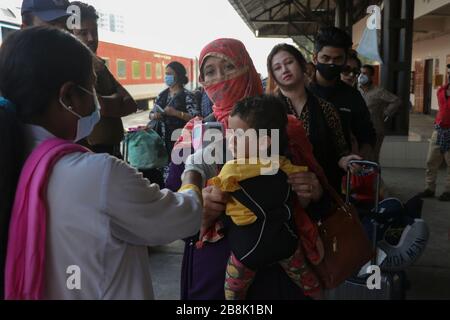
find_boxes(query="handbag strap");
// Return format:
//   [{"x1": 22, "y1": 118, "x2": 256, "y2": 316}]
[{"x1": 322, "y1": 181, "x2": 350, "y2": 213}]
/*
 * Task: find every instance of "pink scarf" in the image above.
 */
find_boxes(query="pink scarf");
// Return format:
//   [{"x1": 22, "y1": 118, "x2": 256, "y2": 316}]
[{"x1": 5, "y1": 138, "x2": 90, "y2": 300}]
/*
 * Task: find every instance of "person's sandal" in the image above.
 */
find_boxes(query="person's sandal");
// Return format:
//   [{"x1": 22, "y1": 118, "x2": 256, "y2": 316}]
[
  {"x1": 417, "y1": 189, "x2": 435, "y2": 198},
  {"x1": 438, "y1": 192, "x2": 450, "y2": 202}
]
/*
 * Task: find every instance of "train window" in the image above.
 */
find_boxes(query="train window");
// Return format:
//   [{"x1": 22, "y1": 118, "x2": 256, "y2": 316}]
[
  {"x1": 132, "y1": 61, "x2": 141, "y2": 79},
  {"x1": 117, "y1": 59, "x2": 127, "y2": 79},
  {"x1": 156, "y1": 63, "x2": 162, "y2": 79},
  {"x1": 145, "y1": 63, "x2": 152, "y2": 79}
]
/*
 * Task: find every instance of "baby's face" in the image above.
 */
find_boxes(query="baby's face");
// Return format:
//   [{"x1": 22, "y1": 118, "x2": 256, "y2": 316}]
[{"x1": 228, "y1": 115, "x2": 263, "y2": 159}]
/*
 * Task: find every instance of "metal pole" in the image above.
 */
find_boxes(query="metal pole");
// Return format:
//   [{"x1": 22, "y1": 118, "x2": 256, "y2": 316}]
[
  {"x1": 381, "y1": 0, "x2": 394, "y2": 92},
  {"x1": 345, "y1": 0, "x2": 353, "y2": 37},
  {"x1": 382, "y1": 0, "x2": 414, "y2": 135},
  {"x1": 395, "y1": 0, "x2": 414, "y2": 135},
  {"x1": 335, "y1": 0, "x2": 346, "y2": 30}
]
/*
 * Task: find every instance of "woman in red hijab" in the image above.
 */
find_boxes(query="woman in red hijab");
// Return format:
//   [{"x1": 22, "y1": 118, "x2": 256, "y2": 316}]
[
  {"x1": 198, "y1": 38, "x2": 263, "y2": 125},
  {"x1": 167, "y1": 38, "x2": 265, "y2": 189},
  {"x1": 167, "y1": 39, "x2": 325, "y2": 300}
]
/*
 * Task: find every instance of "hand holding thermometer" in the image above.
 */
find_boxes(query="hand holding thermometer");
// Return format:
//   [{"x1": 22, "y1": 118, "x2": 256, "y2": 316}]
[{"x1": 192, "y1": 122, "x2": 225, "y2": 151}]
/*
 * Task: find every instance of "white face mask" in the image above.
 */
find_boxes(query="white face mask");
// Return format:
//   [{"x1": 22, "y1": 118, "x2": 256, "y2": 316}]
[
  {"x1": 59, "y1": 86, "x2": 101, "y2": 142},
  {"x1": 358, "y1": 74, "x2": 370, "y2": 86}
]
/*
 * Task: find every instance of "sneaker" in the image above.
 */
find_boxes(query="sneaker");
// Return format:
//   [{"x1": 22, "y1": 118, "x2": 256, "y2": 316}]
[
  {"x1": 438, "y1": 192, "x2": 450, "y2": 202},
  {"x1": 417, "y1": 189, "x2": 435, "y2": 198}
]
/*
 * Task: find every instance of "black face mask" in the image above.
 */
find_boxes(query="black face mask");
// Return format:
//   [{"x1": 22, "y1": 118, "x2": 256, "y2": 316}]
[{"x1": 316, "y1": 63, "x2": 344, "y2": 81}]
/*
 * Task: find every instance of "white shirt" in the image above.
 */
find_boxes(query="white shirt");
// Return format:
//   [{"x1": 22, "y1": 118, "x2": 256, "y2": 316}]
[{"x1": 25, "y1": 126, "x2": 202, "y2": 300}]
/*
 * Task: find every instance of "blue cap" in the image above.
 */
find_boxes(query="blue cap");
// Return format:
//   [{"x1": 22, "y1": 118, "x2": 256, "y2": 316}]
[{"x1": 21, "y1": 0, "x2": 71, "y2": 22}]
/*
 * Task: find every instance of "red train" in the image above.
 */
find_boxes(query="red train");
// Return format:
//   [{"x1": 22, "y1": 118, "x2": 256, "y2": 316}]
[
  {"x1": 0, "y1": 5, "x2": 198, "y2": 108},
  {"x1": 97, "y1": 41, "x2": 196, "y2": 105}
]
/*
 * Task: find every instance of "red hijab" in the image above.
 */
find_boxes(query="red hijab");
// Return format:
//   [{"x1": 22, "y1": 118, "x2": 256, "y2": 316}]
[
  {"x1": 174, "y1": 39, "x2": 263, "y2": 149},
  {"x1": 199, "y1": 38, "x2": 263, "y2": 125}
]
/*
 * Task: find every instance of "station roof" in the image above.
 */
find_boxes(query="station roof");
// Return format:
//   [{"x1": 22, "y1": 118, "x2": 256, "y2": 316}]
[{"x1": 228, "y1": 0, "x2": 382, "y2": 48}]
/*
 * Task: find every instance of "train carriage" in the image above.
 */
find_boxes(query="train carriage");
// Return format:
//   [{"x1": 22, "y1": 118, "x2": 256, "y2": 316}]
[{"x1": 97, "y1": 41, "x2": 196, "y2": 109}]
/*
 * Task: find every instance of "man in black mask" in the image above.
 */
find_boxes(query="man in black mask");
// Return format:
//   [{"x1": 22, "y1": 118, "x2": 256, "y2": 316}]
[{"x1": 309, "y1": 27, "x2": 376, "y2": 161}]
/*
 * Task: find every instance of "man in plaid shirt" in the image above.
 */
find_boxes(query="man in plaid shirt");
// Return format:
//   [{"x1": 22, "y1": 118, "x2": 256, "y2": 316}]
[{"x1": 418, "y1": 65, "x2": 450, "y2": 201}]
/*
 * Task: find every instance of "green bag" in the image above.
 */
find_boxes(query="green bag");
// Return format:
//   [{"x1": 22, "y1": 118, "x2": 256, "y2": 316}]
[{"x1": 123, "y1": 128, "x2": 169, "y2": 170}]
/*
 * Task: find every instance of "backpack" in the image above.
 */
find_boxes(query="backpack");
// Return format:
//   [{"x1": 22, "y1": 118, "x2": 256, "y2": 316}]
[{"x1": 122, "y1": 127, "x2": 169, "y2": 170}]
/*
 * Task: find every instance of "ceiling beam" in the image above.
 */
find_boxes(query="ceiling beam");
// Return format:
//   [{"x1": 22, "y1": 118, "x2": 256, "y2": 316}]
[
  {"x1": 315, "y1": 0, "x2": 326, "y2": 11},
  {"x1": 253, "y1": 1, "x2": 287, "y2": 20}
]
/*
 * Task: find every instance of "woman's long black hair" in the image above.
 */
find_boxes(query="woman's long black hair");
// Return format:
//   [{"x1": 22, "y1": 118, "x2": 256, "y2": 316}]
[{"x1": 0, "y1": 26, "x2": 94, "y2": 298}]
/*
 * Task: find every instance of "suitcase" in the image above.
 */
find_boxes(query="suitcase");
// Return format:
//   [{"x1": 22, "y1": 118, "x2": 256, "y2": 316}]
[
  {"x1": 325, "y1": 272, "x2": 407, "y2": 300},
  {"x1": 324, "y1": 160, "x2": 408, "y2": 300}
]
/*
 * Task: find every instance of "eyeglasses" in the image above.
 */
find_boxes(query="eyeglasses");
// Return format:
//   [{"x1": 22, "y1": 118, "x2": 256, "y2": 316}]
[{"x1": 341, "y1": 66, "x2": 360, "y2": 76}]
